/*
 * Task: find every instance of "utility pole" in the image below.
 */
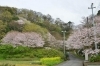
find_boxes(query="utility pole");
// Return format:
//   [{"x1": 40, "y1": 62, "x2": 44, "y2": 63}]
[
  {"x1": 62, "y1": 31, "x2": 66, "y2": 55},
  {"x1": 86, "y1": 17, "x2": 89, "y2": 36},
  {"x1": 88, "y1": 3, "x2": 97, "y2": 49}
]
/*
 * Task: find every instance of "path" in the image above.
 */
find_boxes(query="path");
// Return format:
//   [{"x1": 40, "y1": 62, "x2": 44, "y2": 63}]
[{"x1": 56, "y1": 52, "x2": 83, "y2": 66}]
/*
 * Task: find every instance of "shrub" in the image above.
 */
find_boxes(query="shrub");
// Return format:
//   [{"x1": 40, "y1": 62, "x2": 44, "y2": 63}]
[
  {"x1": 89, "y1": 54, "x2": 100, "y2": 62},
  {"x1": 40, "y1": 57, "x2": 61, "y2": 66},
  {"x1": 0, "y1": 44, "x2": 64, "y2": 61},
  {"x1": 32, "y1": 49, "x2": 64, "y2": 59}
]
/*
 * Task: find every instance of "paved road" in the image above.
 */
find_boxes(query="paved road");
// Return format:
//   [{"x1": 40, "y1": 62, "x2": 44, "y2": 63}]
[{"x1": 56, "y1": 52, "x2": 83, "y2": 66}]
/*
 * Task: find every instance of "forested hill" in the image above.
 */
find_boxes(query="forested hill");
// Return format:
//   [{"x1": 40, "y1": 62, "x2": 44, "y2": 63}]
[{"x1": 0, "y1": 6, "x2": 73, "y2": 41}]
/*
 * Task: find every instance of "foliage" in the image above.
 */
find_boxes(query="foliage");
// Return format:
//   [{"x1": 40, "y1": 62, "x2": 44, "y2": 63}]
[
  {"x1": 0, "y1": 6, "x2": 17, "y2": 15},
  {"x1": 12, "y1": 16, "x2": 19, "y2": 20},
  {"x1": 23, "y1": 23, "x2": 48, "y2": 36},
  {"x1": 40, "y1": 57, "x2": 61, "y2": 66},
  {"x1": 50, "y1": 31, "x2": 62, "y2": 40},
  {"x1": 36, "y1": 22, "x2": 63, "y2": 39},
  {"x1": 32, "y1": 48, "x2": 64, "y2": 59},
  {"x1": 0, "y1": 11, "x2": 13, "y2": 22},
  {"x1": 97, "y1": 10, "x2": 100, "y2": 16},
  {"x1": 0, "y1": 6, "x2": 73, "y2": 41},
  {"x1": 27, "y1": 10, "x2": 36, "y2": 22},
  {"x1": 0, "y1": 44, "x2": 64, "y2": 60},
  {"x1": 0, "y1": 20, "x2": 6, "y2": 39},
  {"x1": 7, "y1": 22, "x2": 24, "y2": 32},
  {"x1": 89, "y1": 54, "x2": 100, "y2": 62}
]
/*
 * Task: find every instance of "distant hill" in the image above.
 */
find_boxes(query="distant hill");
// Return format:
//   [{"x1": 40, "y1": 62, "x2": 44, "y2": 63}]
[
  {"x1": 0, "y1": 6, "x2": 73, "y2": 40},
  {"x1": 0, "y1": 6, "x2": 73, "y2": 48}
]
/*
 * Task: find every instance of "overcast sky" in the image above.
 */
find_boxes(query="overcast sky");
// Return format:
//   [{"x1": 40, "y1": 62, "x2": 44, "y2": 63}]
[{"x1": 0, "y1": 0, "x2": 100, "y2": 25}]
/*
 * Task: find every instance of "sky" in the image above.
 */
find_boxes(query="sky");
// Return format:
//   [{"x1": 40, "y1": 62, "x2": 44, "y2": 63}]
[{"x1": 0, "y1": 0, "x2": 100, "y2": 25}]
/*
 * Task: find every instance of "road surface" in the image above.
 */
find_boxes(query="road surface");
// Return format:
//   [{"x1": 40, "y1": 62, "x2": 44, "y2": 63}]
[{"x1": 56, "y1": 52, "x2": 83, "y2": 66}]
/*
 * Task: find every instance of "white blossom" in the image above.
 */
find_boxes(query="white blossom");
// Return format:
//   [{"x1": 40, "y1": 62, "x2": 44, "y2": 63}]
[{"x1": 66, "y1": 16, "x2": 100, "y2": 51}]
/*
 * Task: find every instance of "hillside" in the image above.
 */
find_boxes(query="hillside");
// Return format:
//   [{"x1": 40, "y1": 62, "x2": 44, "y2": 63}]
[{"x1": 0, "y1": 6, "x2": 73, "y2": 48}]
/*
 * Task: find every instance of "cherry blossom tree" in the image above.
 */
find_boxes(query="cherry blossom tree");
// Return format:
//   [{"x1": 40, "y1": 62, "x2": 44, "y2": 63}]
[{"x1": 66, "y1": 16, "x2": 100, "y2": 54}]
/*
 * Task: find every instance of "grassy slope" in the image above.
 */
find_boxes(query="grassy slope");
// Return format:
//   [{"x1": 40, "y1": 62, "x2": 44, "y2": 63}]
[{"x1": 0, "y1": 60, "x2": 45, "y2": 66}]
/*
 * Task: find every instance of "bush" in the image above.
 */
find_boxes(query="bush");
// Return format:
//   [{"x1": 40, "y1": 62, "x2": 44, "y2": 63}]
[
  {"x1": 40, "y1": 57, "x2": 61, "y2": 66},
  {"x1": 0, "y1": 44, "x2": 64, "y2": 61},
  {"x1": 32, "y1": 49, "x2": 64, "y2": 59},
  {"x1": 89, "y1": 54, "x2": 100, "y2": 62}
]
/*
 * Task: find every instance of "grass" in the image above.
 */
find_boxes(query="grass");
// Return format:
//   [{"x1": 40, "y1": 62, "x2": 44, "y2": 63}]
[
  {"x1": 0, "y1": 60, "x2": 45, "y2": 66},
  {"x1": 5, "y1": 57, "x2": 39, "y2": 61},
  {"x1": 0, "y1": 44, "x2": 64, "y2": 60},
  {"x1": 0, "y1": 45, "x2": 65, "y2": 66},
  {"x1": 0, "y1": 57, "x2": 62, "y2": 66}
]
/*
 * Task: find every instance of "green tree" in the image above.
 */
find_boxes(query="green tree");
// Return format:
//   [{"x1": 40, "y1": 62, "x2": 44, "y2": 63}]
[
  {"x1": 97, "y1": 10, "x2": 100, "y2": 16},
  {"x1": 0, "y1": 11, "x2": 13, "y2": 22},
  {"x1": 0, "y1": 20, "x2": 6, "y2": 40},
  {"x1": 55, "y1": 18, "x2": 63, "y2": 26},
  {"x1": 7, "y1": 22, "x2": 24, "y2": 32},
  {"x1": 27, "y1": 10, "x2": 36, "y2": 22}
]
